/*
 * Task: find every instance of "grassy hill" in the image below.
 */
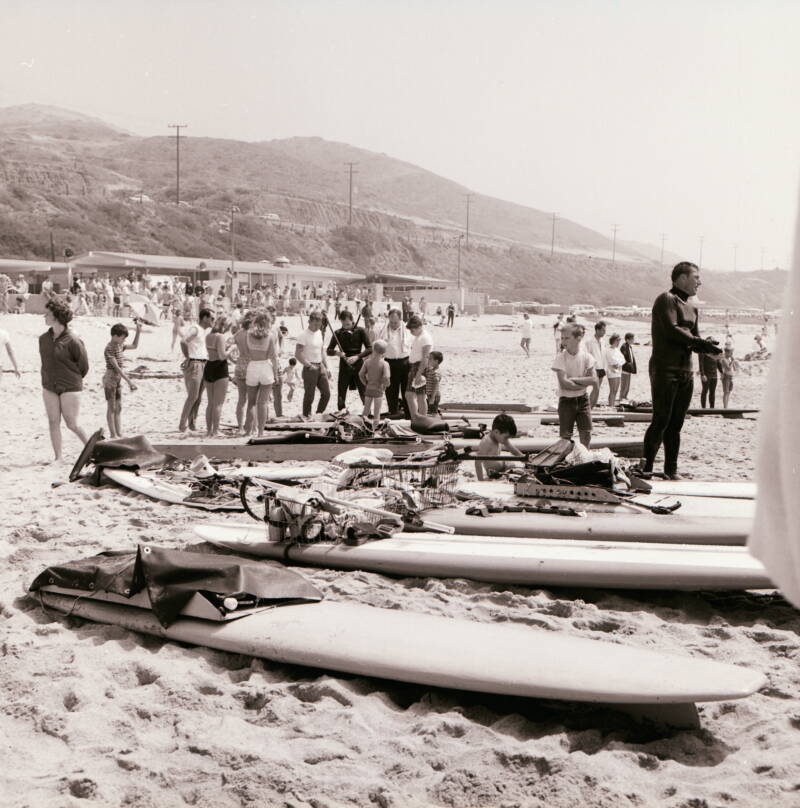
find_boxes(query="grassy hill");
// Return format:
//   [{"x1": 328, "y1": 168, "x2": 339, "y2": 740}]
[{"x1": 0, "y1": 104, "x2": 788, "y2": 309}]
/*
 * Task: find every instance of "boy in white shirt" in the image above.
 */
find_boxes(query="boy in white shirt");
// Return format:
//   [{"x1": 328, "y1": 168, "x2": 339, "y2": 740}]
[{"x1": 551, "y1": 323, "x2": 598, "y2": 447}]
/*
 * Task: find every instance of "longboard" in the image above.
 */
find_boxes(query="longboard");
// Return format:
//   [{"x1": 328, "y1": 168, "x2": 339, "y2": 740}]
[
  {"x1": 153, "y1": 436, "x2": 645, "y2": 463},
  {"x1": 38, "y1": 590, "x2": 766, "y2": 709},
  {"x1": 103, "y1": 468, "x2": 244, "y2": 511},
  {"x1": 195, "y1": 522, "x2": 771, "y2": 591},
  {"x1": 420, "y1": 505, "x2": 749, "y2": 545},
  {"x1": 102, "y1": 465, "x2": 332, "y2": 510},
  {"x1": 458, "y1": 480, "x2": 755, "y2": 519}
]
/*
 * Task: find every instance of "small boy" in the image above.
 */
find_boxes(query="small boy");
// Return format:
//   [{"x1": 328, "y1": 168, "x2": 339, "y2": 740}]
[
  {"x1": 551, "y1": 323, "x2": 597, "y2": 448},
  {"x1": 283, "y1": 357, "x2": 302, "y2": 401},
  {"x1": 426, "y1": 350, "x2": 443, "y2": 412},
  {"x1": 475, "y1": 413, "x2": 524, "y2": 480},
  {"x1": 103, "y1": 320, "x2": 142, "y2": 438},
  {"x1": 720, "y1": 347, "x2": 740, "y2": 409},
  {"x1": 359, "y1": 339, "x2": 391, "y2": 428}
]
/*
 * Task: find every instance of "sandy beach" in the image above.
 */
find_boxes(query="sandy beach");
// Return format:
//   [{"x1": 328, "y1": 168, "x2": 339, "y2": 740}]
[{"x1": 3, "y1": 309, "x2": 798, "y2": 808}]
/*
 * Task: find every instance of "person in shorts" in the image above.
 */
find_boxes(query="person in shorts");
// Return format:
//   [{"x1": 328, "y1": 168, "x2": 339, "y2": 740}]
[
  {"x1": 103, "y1": 320, "x2": 142, "y2": 438},
  {"x1": 551, "y1": 323, "x2": 597, "y2": 447}
]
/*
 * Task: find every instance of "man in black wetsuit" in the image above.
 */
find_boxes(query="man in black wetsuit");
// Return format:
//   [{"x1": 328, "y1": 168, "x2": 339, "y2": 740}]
[
  {"x1": 642, "y1": 262, "x2": 721, "y2": 480},
  {"x1": 326, "y1": 310, "x2": 372, "y2": 411}
]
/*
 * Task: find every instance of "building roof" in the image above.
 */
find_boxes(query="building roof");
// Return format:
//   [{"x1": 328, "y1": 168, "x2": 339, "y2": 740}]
[
  {"x1": 366, "y1": 271, "x2": 455, "y2": 287},
  {"x1": 0, "y1": 258, "x2": 69, "y2": 273},
  {"x1": 71, "y1": 251, "x2": 365, "y2": 281}
]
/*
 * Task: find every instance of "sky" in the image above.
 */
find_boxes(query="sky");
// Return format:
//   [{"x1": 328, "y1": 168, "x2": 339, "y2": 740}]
[{"x1": 1, "y1": 0, "x2": 799, "y2": 272}]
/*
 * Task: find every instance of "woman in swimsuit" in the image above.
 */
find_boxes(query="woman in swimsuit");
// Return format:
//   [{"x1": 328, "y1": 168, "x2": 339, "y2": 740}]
[
  {"x1": 244, "y1": 311, "x2": 279, "y2": 437},
  {"x1": 203, "y1": 315, "x2": 232, "y2": 438},
  {"x1": 232, "y1": 311, "x2": 253, "y2": 434}
]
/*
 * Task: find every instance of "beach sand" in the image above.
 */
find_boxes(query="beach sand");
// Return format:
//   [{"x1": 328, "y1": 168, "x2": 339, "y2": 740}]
[{"x1": 2, "y1": 310, "x2": 799, "y2": 808}]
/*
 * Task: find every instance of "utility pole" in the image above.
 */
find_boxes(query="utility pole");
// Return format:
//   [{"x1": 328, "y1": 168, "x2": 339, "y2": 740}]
[
  {"x1": 345, "y1": 162, "x2": 358, "y2": 225},
  {"x1": 611, "y1": 224, "x2": 620, "y2": 268},
  {"x1": 456, "y1": 234, "x2": 464, "y2": 288},
  {"x1": 550, "y1": 213, "x2": 558, "y2": 258},
  {"x1": 659, "y1": 233, "x2": 667, "y2": 271},
  {"x1": 230, "y1": 205, "x2": 240, "y2": 278},
  {"x1": 168, "y1": 124, "x2": 187, "y2": 205},
  {"x1": 49, "y1": 231, "x2": 55, "y2": 262},
  {"x1": 698, "y1": 236, "x2": 704, "y2": 270},
  {"x1": 464, "y1": 193, "x2": 473, "y2": 249}
]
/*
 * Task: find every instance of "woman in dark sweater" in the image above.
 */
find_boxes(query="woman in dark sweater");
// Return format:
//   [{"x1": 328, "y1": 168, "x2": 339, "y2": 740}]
[{"x1": 39, "y1": 298, "x2": 90, "y2": 462}]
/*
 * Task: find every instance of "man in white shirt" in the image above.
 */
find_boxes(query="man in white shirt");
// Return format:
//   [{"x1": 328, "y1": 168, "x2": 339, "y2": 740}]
[
  {"x1": 294, "y1": 312, "x2": 331, "y2": 418},
  {"x1": 583, "y1": 320, "x2": 607, "y2": 407},
  {"x1": 178, "y1": 308, "x2": 214, "y2": 431},
  {"x1": 378, "y1": 307, "x2": 410, "y2": 417}
]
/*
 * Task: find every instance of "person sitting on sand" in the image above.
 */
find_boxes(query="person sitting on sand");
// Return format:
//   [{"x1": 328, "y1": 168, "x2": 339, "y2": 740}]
[
  {"x1": 103, "y1": 320, "x2": 142, "y2": 438},
  {"x1": 475, "y1": 413, "x2": 524, "y2": 481},
  {"x1": 551, "y1": 323, "x2": 597, "y2": 448},
  {"x1": 39, "y1": 298, "x2": 90, "y2": 462}
]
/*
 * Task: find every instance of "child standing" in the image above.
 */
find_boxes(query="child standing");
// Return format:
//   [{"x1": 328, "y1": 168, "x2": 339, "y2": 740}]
[
  {"x1": 283, "y1": 357, "x2": 302, "y2": 402},
  {"x1": 551, "y1": 323, "x2": 598, "y2": 447},
  {"x1": 475, "y1": 413, "x2": 524, "y2": 480},
  {"x1": 359, "y1": 339, "x2": 391, "y2": 428},
  {"x1": 426, "y1": 351, "x2": 443, "y2": 412},
  {"x1": 719, "y1": 347, "x2": 740, "y2": 408},
  {"x1": 103, "y1": 320, "x2": 142, "y2": 438}
]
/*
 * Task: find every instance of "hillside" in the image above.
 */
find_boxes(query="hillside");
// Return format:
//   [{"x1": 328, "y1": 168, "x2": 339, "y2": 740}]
[{"x1": 0, "y1": 103, "x2": 788, "y2": 308}]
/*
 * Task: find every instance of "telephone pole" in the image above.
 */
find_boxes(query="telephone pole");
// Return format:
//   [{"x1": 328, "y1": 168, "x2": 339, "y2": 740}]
[
  {"x1": 345, "y1": 162, "x2": 358, "y2": 225},
  {"x1": 464, "y1": 193, "x2": 473, "y2": 249},
  {"x1": 611, "y1": 224, "x2": 620, "y2": 268},
  {"x1": 456, "y1": 234, "x2": 464, "y2": 288},
  {"x1": 698, "y1": 236, "x2": 704, "y2": 270},
  {"x1": 659, "y1": 233, "x2": 667, "y2": 271},
  {"x1": 230, "y1": 206, "x2": 240, "y2": 277},
  {"x1": 168, "y1": 124, "x2": 187, "y2": 205},
  {"x1": 550, "y1": 213, "x2": 558, "y2": 258}
]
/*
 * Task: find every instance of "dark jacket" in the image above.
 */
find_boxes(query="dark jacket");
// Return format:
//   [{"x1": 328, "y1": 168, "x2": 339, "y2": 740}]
[
  {"x1": 620, "y1": 341, "x2": 637, "y2": 374},
  {"x1": 649, "y1": 287, "x2": 702, "y2": 374},
  {"x1": 699, "y1": 353, "x2": 723, "y2": 379},
  {"x1": 40, "y1": 328, "x2": 89, "y2": 394}
]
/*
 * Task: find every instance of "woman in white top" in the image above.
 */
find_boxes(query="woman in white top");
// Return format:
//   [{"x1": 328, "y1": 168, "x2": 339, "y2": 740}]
[
  {"x1": 604, "y1": 333, "x2": 626, "y2": 407},
  {"x1": 405, "y1": 315, "x2": 433, "y2": 419},
  {"x1": 244, "y1": 311, "x2": 279, "y2": 437}
]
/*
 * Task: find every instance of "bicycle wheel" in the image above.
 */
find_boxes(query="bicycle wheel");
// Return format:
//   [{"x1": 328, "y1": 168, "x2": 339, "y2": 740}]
[{"x1": 239, "y1": 477, "x2": 271, "y2": 522}]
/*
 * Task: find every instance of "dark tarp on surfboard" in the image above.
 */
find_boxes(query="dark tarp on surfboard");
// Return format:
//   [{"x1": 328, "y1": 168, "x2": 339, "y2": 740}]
[
  {"x1": 30, "y1": 545, "x2": 323, "y2": 627},
  {"x1": 91, "y1": 435, "x2": 176, "y2": 470},
  {"x1": 410, "y1": 415, "x2": 451, "y2": 434}
]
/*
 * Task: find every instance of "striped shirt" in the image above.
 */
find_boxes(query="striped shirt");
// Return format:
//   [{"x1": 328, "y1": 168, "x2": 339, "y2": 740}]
[{"x1": 104, "y1": 340, "x2": 124, "y2": 381}]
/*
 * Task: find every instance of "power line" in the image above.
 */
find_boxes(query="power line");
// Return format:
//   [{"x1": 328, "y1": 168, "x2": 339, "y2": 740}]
[
  {"x1": 659, "y1": 232, "x2": 667, "y2": 271},
  {"x1": 345, "y1": 162, "x2": 358, "y2": 225},
  {"x1": 611, "y1": 224, "x2": 620, "y2": 268},
  {"x1": 464, "y1": 193, "x2": 473, "y2": 249},
  {"x1": 168, "y1": 124, "x2": 187, "y2": 205}
]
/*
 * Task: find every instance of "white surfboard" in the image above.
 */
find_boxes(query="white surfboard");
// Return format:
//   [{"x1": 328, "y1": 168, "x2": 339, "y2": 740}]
[
  {"x1": 38, "y1": 590, "x2": 766, "y2": 708},
  {"x1": 458, "y1": 480, "x2": 755, "y2": 519},
  {"x1": 102, "y1": 468, "x2": 244, "y2": 511},
  {"x1": 646, "y1": 480, "x2": 756, "y2": 500},
  {"x1": 194, "y1": 522, "x2": 771, "y2": 590}
]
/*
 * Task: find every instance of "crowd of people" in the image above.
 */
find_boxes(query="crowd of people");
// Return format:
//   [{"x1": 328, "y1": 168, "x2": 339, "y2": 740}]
[{"x1": 17, "y1": 288, "x2": 447, "y2": 462}]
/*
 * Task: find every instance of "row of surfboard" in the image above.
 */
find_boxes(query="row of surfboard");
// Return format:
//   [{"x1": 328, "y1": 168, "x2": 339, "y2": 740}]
[{"x1": 37, "y1": 438, "x2": 767, "y2": 725}]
